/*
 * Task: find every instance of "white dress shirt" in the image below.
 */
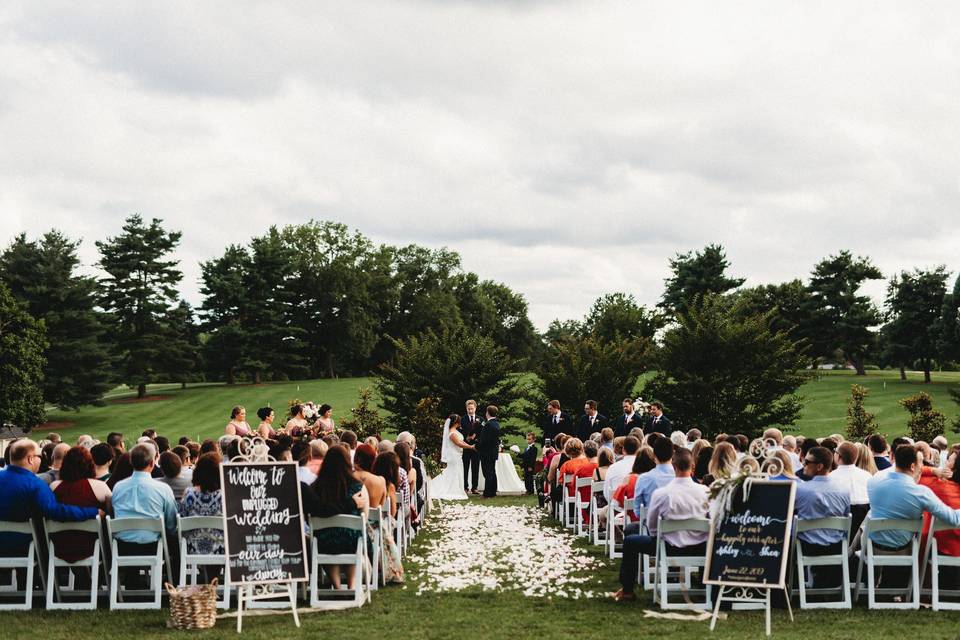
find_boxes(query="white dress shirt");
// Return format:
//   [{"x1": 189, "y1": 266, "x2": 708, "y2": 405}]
[
  {"x1": 646, "y1": 476, "x2": 710, "y2": 544},
  {"x1": 830, "y1": 464, "x2": 872, "y2": 505},
  {"x1": 603, "y1": 454, "x2": 636, "y2": 502}
]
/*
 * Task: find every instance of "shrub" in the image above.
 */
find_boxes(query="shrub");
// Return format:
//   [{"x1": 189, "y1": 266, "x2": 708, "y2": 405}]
[
  {"x1": 338, "y1": 387, "x2": 385, "y2": 440},
  {"x1": 846, "y1": 384, "x2": 879, "y2": 441},
  {"x1": 900, "y1": 392, "x2": 945, "y2": 443}
]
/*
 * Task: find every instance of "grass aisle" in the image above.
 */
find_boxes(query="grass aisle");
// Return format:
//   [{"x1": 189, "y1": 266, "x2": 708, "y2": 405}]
[{"x1": 7, "y1": 496, "x2": 960, "y2": 638}]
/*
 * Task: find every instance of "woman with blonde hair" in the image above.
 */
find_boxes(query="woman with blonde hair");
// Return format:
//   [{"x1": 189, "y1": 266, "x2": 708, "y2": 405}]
[
  {"x1": 704, "y1": 442, "x2": 738, "y2": 485},
  {"x1": 762, "y1": 450, "x2": 796, "y2": 480},
  {"x1": 854, "y1": 442, "x2": 878, "y2": 475}
]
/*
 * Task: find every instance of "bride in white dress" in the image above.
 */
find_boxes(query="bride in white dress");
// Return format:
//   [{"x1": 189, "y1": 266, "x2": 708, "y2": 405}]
[{"x1": 429, "y1": 414, "x2": 476, "y2": 500}]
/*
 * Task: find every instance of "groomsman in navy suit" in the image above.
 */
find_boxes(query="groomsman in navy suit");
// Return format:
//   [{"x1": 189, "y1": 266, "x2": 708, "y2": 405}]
[
  {"x1": 461, "y1": 399, "x2": 482, "y2": 494},
  {"x1": 613, "y1": 397, "x2": 645, "y2": 437},
  {"x1": 541, "y1": 399, "x2": 573, "y2": 444},
  {"x1": 576, "y1": 400, "x2": 609, "y2": 442},
  {"x1": 646, "y1": 401, "x2": 672, "y2": 436}
]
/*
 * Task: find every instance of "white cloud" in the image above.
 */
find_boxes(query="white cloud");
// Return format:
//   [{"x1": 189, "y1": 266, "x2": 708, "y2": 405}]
[{"x1": 1, "y1": 1, "x2": 958, "y2": 329}]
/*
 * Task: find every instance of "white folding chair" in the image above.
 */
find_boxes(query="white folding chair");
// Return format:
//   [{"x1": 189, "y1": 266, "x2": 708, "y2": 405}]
[
  {"x1": 561, "y1": 474, "x2": 577, "y2": 529},
  {"x1": 574, "y1": 477, "x2": 592, "y2": 537},
  {"x1": 854, "y1": 518, "x2": 922, "y2": 609},
  {"x1": 177, "y1": 515, "x2": 230, "y2": 608},
  {"x1": 44, "y1": 516, "x2": 104, "y2": 609},
  {"x1": 106, "y1": 516, "x2": 172, "y2": 610},
  {"x1": 607, "y1": 497, "x2": 639, "y2": 560},
  {"x1": 0, "y1": 520, "x2": 43, "y2": 610},
  {"x1": 793, "y1": 515, "x2": 852, "y2": 609},
  {"x1": 653, "y1": 517, "x2": 712, "y2": 610},
  {"x1": 922, "y1": 517, "x2": 960, "y2": 610},
  {"x1": 590, "y1": 481, "x2": 607, "y2": 546},
  {"x1": 308, "y1": 514, "x2": 370, "y2": 608},
  {"x1": 367, "y1": 507, "x2": 385, "y2": 590}
]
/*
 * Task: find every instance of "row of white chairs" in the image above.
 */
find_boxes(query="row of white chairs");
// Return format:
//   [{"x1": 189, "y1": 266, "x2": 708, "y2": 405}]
[
  {"x1": 546, "y1": 478, "x2": 960, "y2": 611},
  {"x1": 0, "y1": 491, "x2": 421, "y2": 611}
]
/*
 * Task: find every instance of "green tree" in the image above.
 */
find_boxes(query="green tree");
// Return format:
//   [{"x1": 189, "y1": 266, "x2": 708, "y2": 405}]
[
  {"x1": 806, "y1": 251, "x2": 883, "y2": 375},
  {"x1": 883, "y1": 267, "x2": 949, "y2": 383},
  {"x1": 583, "y1": 293, "x2": 665, "y2": 342},
  {"x1": 900, "y1": 392, "x2": 946, "y2": 443},
  {"x1": 454, "y1": 274, "x2": 539, "y2": 360},
  {"x1": 408, "y1": 396, "x2": 444, "y2": 461},
  {"x1": 543, "y1": 319, "x2": 583, "y2": 346},
  {"x1": 0, "y1": 231, "x2": 113, "y2": 409},
  {"x1": 938, "y1": 274, "x2": 960, "y2": 365},
  {"x1": 734, "y1": 280, "x2": 817, "y2": 352},
  {"x1": 375, "y1": 325, "x2": 519, "y2": 438},
  {"x1": 643, "y1": 294, "x2": 809, "y2": 439},
  {"x1": 96, "y1": 214, "x2": 184, "y2": 398},
  {"x1": 282, "y1": 221, "x2": 386, "y2": 378},
  {"x1": 338, "y1": 387, "x2": 386, "y2": 440},
  {"x1": 199, "y1": 244, "x2": 252, "y2": 384},
  {"x1": 538, "y1": 335, "x2": 653, "y2": 421},
  {"x1": 0, "y1": 282, "x2": 48, "y2": 430},
  {"x1": 660, "y1": 244, "x2": 745, "y2": 315},
  {"x1": 846, "y1": 384, "x2": 879, "y2": 441},
  {"x1": 158, "y1": 301, "x2": 200, "y2": 389}
]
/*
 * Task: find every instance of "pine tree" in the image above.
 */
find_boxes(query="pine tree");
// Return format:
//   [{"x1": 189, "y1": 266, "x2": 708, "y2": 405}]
[
  {"x1": 0, "y1": 282, "x2": 47, "y2": 430},
  {"x1": 96, "y1": 214, "x2": 184, "y2": 398},
  {"x1": 846, "y1": 384, "x2": 879, "y2": 440},
  {"x1": 0, "y1": 231, "x2": 113, "y2": 409},
  {"x1": 660, "y1": 244, "x2": 745, "y2": 315}
]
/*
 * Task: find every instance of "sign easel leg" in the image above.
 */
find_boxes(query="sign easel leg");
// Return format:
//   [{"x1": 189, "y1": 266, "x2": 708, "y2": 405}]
[
  {"x1": 288, "y1": 582, "x2": 300, "y2": 628},
  {"x1": 764, "y1": 588, "x2": 771, "y2": 637},
  {"x1": 709, "y1": 586, "x2": 725, "y2": 631},
  {"x1": 236, "y1": 585, "x2": 246, "y2": 633}
]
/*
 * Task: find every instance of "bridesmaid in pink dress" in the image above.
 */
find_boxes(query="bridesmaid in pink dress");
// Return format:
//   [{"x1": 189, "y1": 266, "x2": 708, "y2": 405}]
[{"x1": 225, "y1": 405, "x2": 252, "y2": 437}]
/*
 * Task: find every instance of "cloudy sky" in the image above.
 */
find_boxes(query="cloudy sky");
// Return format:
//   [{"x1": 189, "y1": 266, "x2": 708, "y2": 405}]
[{"x1": 2, "y1": 1, "x2": 958, "y2": 329}]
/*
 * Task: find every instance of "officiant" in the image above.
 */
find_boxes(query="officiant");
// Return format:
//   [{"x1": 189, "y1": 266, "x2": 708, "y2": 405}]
[
  {"x1": 461, "y1": 399, "x2": 482, "y2": 495},
  {"x1": 541, "y1": 399, "x2": 572, "y2": 445}
]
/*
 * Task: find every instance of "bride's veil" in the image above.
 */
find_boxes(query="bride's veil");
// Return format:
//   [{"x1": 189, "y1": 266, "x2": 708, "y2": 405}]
[{"x1": 440, "y1": 417, "x2": 453, "y2": 464}]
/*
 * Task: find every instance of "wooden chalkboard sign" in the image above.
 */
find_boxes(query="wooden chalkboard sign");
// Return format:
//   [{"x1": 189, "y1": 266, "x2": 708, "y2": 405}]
[
  {"x1": 704, "y1": 479, "x2": 796, "y2": 589},
  {"x1": 221, "y1": 461, "x2": 308, "y2": 585}
]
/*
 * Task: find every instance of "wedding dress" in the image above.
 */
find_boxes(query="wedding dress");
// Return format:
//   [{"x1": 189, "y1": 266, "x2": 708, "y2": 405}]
[{"x1": 429, "y1": 420, "x2": 469, "y2": 500}]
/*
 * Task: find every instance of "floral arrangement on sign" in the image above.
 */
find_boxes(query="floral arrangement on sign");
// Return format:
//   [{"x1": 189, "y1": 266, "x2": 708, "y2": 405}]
[{"x1": 708, "y1": 437, "x2": 785, "y2": 529}]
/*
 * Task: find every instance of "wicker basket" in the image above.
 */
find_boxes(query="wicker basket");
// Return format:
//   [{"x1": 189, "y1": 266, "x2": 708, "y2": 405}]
[{"x1": 165, "y1": 578, "x2": 218, "y2": 630}]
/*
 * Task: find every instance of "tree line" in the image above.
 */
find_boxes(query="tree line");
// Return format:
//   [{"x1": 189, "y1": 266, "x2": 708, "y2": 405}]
[{"x1": 2, "y1": 219, "x2": 960, "y2": 436}]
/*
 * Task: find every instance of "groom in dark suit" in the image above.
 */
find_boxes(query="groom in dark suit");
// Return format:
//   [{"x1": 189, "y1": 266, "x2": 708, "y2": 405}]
[{"x1": 478, "y1": 405, "x2": 501, "y2": 498}]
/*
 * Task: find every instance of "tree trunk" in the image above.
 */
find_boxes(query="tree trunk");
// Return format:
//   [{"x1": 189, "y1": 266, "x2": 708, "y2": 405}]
[
  {"x1": 227, "y1": 367, "x2": 236, "y2": 385},
  {"x1": 253, "y1": 370, "x2": 261, "y2": 384},
  {"x1": 899, "y1": 366, "x2": 907, "y2": 381},
  {"x1": 327, "y1": 353, "x2": 335, "y2": 379},
  {"x1": 137, "y1": 382, "x2": 146, "y2": 399},
  {"x1": 853, "y1": 355, "x2": 866, "y2": 376},
  {"x1": 924, "y1": 359, "x2": 931, "y2": 383},
  {"x1": 181, "y1": 381, "x2": 187, "y2": 390}
]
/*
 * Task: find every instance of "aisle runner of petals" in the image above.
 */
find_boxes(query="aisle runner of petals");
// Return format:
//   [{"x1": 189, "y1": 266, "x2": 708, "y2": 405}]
[{"x1": 407, "y1": 504, "x2": 606, "y2": 598}]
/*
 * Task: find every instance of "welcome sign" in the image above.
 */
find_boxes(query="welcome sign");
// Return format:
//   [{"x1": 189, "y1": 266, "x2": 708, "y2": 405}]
[
  {"x1": 221, "y1": 461, "x2": 308, "y2": 585},
  {"x1": 704, "y1": 479, "x2": 796, "y2": 589}
]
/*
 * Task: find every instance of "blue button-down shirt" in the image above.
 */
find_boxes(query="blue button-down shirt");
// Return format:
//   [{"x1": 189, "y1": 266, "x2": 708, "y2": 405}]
[
  {"x1": 866, "y1": 470, "x2": 960, "y2": 548},
  {"x1": 633, "y1": 463, "x2": 675, "y2": 518},
  {"x1": 795, "y1": 475, "x2": 850, "y2": 545},
  {"x1": 0, "y1": 465, "x2": 98, "y2": 553},
  {"x1": 111, "y1": 471, "x2": 178, "y2": 543}
]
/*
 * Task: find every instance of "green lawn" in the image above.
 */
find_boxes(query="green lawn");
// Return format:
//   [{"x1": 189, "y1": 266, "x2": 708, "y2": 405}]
[
  {"x1": 3, "y1": 495, "x2": 960, "y2": 639},
  {"x1": 36, "y1": 369, "x2": 960, "y2": 447}
]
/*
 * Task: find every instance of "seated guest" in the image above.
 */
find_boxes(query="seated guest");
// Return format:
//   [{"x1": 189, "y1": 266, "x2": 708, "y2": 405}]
[
  {"x1": 795, "y1": 446, "x2": 850, "y2": 587},
  {"x1": 91, "y1": 443, "x2": 115, "y2": 481},
  {"x1": 693, "y1": 443, "x2": 713, "y2": 484},
  {"x1": 867, "y1": 444, "x2": 960, "y2": 586},
  {"x1": 186, "y1": 441, "x2": 201, "y2": 466},
  {"x1": 611, "y1": 446, "x2": 656, "y2": 523},
  {"x1": 855, "y1": 442, "x2": 879, "y2": 475},
  {"x1": 920, "y1": 454, "x2": 960, "y2": 568},
  {"x1": 111, "y1": 444, "x2": 178, "y2": 560},
  {"x1": 199, "y1": 439, "x2": 218, "y2": 456},
  {"x1": 868, "y1": 434, "x2": 892, "y2": 470},
  {"x1": 158, "y1": 451, "x2": 192, "y2": 501},
  {"x1": 557, "y1": 438, "x2": 589, "y2": 509},
  {"x1": 394, "y1": 442, "x2": 415, "y2": 518},
  {"x1": 603, "y1": 435, "x2": 640, "y2": 501},
  {"x1": 595, "y1": 447, "x2": 614, "y2": 481},
  {"x1": 38, "y1": 443, "x2": 70, "y2": 485},
  {"x1": 341, "y1": 430, "x2": 359, "y2": 463},
  {"x1": 613, "y1": 449, "x2": 708, "y2": 601},
  {"x1": 703, "y1": 442, "x2": 738, "y2": 485},
  {"x1": 353, "y1": 444, "x2": 386, "y2": 508},
  {"x1": 107, "y1": 432, "x2": 125, "y2": 461},
  {"x1": 397, "y1": 433, "x2": 427, "y2": 517},
  {"x1": 0, "y1": 440, "x2": 99, "y2": 563},
  {"x1": 299, "y1": 439, "x2": 328, "y2": 485},
  {"x1": 178, "y1": 453, "x2": 224, "y2": 556},
  {"x1": 832, "y1": 442, "x2": 872, "y2": 536},
  {"x1": 307, "y1": 446, "x2": 369, "y2": 590},
  {"x1": 763, "y1": 450, "x2": 797, "y2": 481},
  {"x1": 172, "y1": 445, "x2": 191, "y2": 469},
  {"x1": 546, "y1": 433, "x2": 569, "y2": 489},
  {"x1": 632, "y1": 437, "x2": 676, "y2": 518},
  {"x1": 107, "y1": 453, "x2": 134, "y2": 490},
  {"x1": 600, "y1": 428, "x2": 615, "y2": 451},
  {"x1": 373, "y1": 451, "x2": 401, "y2": 518},
  {"x1": 50, "y1": 447, "x2": 112, "y2": 563}
]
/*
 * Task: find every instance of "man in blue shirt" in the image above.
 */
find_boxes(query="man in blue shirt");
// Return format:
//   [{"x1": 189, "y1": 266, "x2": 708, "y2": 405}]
[
  {"x1": 111, "y1": 443, "x2": 178, "y2": 553},
  {"x1": 0, "y1": 440, "x2": 99, "y2": 587},
  {"x1": 867, "y1": 443, "x2": 960, "y2": 588},
  {"x1": 630, "y1": 437, "x2": 676, "y2": 526},
  {"x1": 796, "y1": 446, "x2": 850, "y2": 587}
]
